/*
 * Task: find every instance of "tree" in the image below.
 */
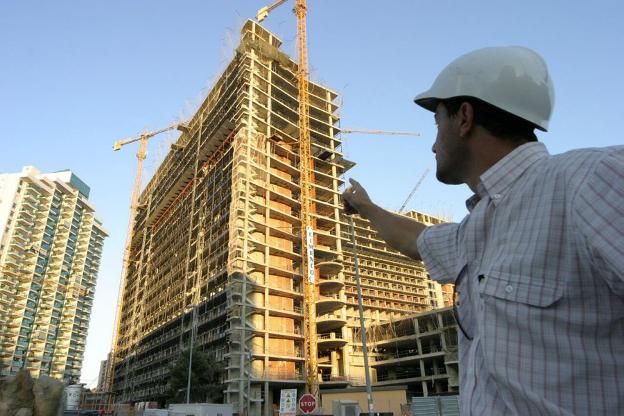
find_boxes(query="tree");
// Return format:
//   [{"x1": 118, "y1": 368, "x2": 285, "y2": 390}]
[{"x1": 165, "y1": 347, "x2": 225, "y2": 404}]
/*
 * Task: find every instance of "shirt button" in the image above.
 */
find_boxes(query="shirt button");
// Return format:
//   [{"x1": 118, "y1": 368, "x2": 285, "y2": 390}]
[{"x1": 505, "y1": 285, "x2": 513, "y2": 293}]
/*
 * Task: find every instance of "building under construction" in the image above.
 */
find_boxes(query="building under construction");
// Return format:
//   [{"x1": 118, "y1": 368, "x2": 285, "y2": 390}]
[
  {"x1": 341, "y1": 212, "x2": 452, "y2": 386},
  {"x1": 366, "y1": 306, "x2": 459, "y2": 397},
  {"x1": 111, "y1": 20, "x2": 451, "y2": 414}
]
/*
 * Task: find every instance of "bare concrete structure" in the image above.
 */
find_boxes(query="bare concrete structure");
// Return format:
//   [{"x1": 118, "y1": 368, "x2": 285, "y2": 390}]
[
  {"x1": 111, "y1": 21, "x2": 450, "y2": 415},
  {"x1": 367, "y1": 307, "x2": 459, "y2": 397}
]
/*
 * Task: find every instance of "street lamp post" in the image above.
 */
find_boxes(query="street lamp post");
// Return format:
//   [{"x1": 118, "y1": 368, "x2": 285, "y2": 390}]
[{"x1": 186, "y1": 305, "x2": 197, "y2": 403}]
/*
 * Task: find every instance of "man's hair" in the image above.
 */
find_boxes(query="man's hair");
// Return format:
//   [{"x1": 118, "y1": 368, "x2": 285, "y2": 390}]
[{"x1": 441, "y1": 97, "x2": 538, "y2": 143}]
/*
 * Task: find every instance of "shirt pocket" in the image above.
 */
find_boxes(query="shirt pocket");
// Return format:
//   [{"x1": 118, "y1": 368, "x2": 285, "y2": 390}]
[{"x1": 479, "y1": 270, "x2": 564, "y2": 307}]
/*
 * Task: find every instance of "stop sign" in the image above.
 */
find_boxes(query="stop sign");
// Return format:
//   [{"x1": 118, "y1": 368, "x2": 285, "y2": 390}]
[{"x1": 299, "y1": 394, "x2": 317, "y2": 414}]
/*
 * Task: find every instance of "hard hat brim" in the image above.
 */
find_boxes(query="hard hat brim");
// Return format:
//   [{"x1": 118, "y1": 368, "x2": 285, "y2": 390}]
[
  {"x1": 413, "y1": 95, "x2": 440, "y2": 113},
  {"x1": 414, "y1": 94, "x2": 549, "y2": 132}
]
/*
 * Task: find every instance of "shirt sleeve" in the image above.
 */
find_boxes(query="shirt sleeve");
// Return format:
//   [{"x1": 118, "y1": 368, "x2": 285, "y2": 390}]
[
  {"x1": 417, "y1": 222, "x2": 462, "y2": 284},
  {"x1": 574, "y1": 148, "x2": 624, "y2": 288}
]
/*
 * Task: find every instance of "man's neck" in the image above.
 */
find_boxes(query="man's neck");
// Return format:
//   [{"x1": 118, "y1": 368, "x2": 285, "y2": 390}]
[{"x1": 466, "y1": 135, "x2": 529, "y2": 193}]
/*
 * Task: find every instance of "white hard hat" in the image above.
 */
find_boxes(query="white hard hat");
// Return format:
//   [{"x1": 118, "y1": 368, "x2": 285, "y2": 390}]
[{"x1": 414, "y1": 46, "x2": 555, "y2": 131}]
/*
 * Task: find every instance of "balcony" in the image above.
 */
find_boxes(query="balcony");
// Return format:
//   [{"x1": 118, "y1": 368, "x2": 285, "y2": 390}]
[
  {"x1": 29, "y1": 343, "x2": 44, "y2": 352},
  {"x1": 317, "y1": 260, "x2": 342, "y2": 275},
  {"x1": 37, "y1": 308, "x2": 52, "y2": 317},
  {"x1": 372, "y1": 349, "x2": 425, "y2": 367},
  {"x1": 14, "y1": 291, "x2": 27, "y2": 300},
  {"x1": 317, "y1": 261, "x2": 343, "y2": 291},
  {"x1": 315, "y1": 293, "x2": 345, "y2": 314},
  {"x1": 375, "y1": 367, "x2": 423, "y2": 384},
  {"x1": 313, "y1": 243, "x2": 339, "y2": 259},
  {"x1": 0, "y1": 284, "x2": 14, "y2": 296},
  {"x1": 317, "y1": 275, "x2": 344, "y2": 291},
  {"x1": 373, "y1": 332, "x2": 418, "y2": 348},
  {"x1": 317, "y1": 332, "x2": 347, "y2": 349},
  {"x1": 3, "y1": 258, "x2": 21, "y2": 270},
  {"x1": 17, "y1": 273, "x2": 33, "y2": 283},
  {"x1": 316, "y1": 312, "x2": 347, "y2": 332},
  {"x1": 251, "y1": 368, "x2": 305, "y2": 383},
  {"x1": 1, "y1": 338, "x2": 16, "y2": 347},
  {"x1": 320, "y1": 373, "x2": 350, "y2": 386}
]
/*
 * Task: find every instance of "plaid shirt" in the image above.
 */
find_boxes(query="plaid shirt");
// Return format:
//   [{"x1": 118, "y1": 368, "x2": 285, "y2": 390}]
[{"x1": 418, "y1": 142, "x2": 624, "y2": 415}]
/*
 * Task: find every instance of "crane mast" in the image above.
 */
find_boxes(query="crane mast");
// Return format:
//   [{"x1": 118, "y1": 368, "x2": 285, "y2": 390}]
[
  {"x1": 105, "y1": 135, "x2": 148, "y2": 393},
  {"x1": 107, "y1": 122, "x2": 185, "y2": 396},
  {"x1": 258, "y1": 0, "x2": 319, "y2": 397},
  {"x1": 293, "y1": 0, "x2": 320, "y2": 398}
]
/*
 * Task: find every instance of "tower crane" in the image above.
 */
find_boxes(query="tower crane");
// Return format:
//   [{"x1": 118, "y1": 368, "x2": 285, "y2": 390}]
[
  {"x1": 258, "y1": 0, "x2": 423, "y2": 400},
  {"x1": 257, "y1": 0, "x2": 320, "y2": 399},
  {"x1": 105, "y1": 121, "x2": 188, "y2": 394},
  {"x1": 398, "y1": 168, "x2": 430, "y2": 213},
  {"x1": 338, "y1": 128, "x2": 420, "y2": 137}
]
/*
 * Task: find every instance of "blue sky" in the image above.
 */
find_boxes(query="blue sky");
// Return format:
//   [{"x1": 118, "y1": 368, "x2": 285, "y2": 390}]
[{"x1": 1, "y1": 1, "x2": 622, "y2": 387}]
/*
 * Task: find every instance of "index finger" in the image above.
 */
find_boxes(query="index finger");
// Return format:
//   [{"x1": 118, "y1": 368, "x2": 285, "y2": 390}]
[{"x1": 349, "y1": 178, "x2": 361, "y2": 188}]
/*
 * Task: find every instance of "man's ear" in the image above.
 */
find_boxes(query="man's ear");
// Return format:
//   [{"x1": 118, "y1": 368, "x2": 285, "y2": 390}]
[{"x1": 457, "y1": 102, "x2": 475, "y2": 138}]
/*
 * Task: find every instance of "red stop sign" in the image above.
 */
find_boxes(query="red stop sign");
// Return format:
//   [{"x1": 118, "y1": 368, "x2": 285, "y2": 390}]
[{"x1": 299, "y1": 394, "x2": 317, "y2": 414}]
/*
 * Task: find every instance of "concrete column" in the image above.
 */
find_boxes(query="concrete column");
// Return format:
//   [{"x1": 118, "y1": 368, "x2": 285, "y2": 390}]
[
  {"x1": 330, "y1": 350, "x2": 339, "y2": 377},
  {"x1": 264, "y1": 382, "x2": 270, "y2": 416}
]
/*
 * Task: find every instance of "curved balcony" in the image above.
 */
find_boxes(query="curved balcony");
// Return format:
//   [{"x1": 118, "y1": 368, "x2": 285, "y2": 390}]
[
  {"x1": 317, "y1": 260, "x2": 342, "y2": 274},
  {"x1": 316, "y1": 293, "x2": 345, "y2": 314},
  {"x1": 6, "y1": 319, "x2": 21, "y2": 328},
  {"x1": 316, "y1": 312, "x2": 347, "y2": 332},
  {"x1": 317, "y1": 332, "x2": 348, "y2": 350},
  {"x1": 317, "y1": 261, "x2": 344, "y2": 290},
  {"x1": 0, "y1": 284, "x2": 14, "y2": 296},
  {"x1": 1, "y1": 338, "x2": 15, "y2": 349},
  {"x1": 317, "y1": 275, "x2": 344, "y2": 291}
]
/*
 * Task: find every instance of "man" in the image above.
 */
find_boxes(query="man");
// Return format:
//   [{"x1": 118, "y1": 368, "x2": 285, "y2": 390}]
[{"x1": 342, "y1": 46, "x2": 624, "y2": 415}]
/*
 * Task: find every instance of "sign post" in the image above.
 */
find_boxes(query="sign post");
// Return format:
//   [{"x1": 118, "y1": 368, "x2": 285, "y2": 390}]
[
  {"x1": 299, "y1": 394, "x2": 318, "y2": 414},
  {"x1": 306, "y1": 226, "x2": 315, "y2": 283},
  {"x1": 279, "y1": 389, "x2": 297, "y2": 416}
]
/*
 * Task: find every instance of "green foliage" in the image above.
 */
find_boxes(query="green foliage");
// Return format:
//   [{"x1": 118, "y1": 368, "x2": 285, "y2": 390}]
[{"x1": 165, "y1": 347, "x2": 225, "y2": 404}]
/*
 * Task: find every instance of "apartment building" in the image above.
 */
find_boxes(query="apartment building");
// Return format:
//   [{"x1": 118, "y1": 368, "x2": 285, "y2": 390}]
[
  {"x1": 0, "y1": 166, "x2": 107, "y2": 381},
  {"x1": 97, "y1": 352, "x2": 112, "y2": 391}
]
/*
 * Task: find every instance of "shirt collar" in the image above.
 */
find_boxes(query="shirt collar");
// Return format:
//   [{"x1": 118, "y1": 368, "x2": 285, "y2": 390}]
[{"x1": 465, "y1": 142, "x2": 550, "y2": 211}]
